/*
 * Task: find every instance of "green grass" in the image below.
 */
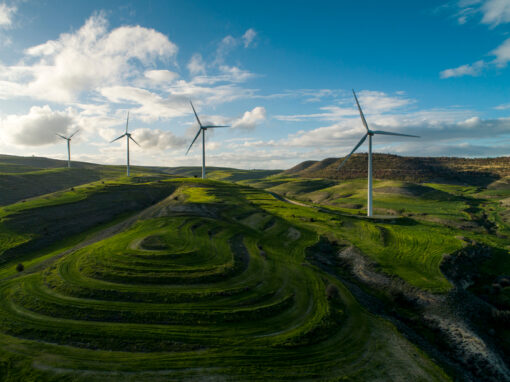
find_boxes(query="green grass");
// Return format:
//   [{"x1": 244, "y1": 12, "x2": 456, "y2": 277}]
[
  {"x1": 0, "y1": 160, "x2": 509, "y2": 380},
  {"x1": 0, "y1": 178, "x2": 451, "y2": 381}
]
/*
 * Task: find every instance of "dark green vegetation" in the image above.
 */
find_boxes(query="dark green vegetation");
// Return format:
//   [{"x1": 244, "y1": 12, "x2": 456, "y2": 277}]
[{"x1": 0, "y1": 154, "x2": 509, "y2": 381}]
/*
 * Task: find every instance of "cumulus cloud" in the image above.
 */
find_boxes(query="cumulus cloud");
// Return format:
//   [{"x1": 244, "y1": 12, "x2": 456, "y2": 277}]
[
  {"x1": 232, "y1": 106, "x2": 266, "y2": 130},
  {"x1": 1, "y1": 105, "x2": 76, "y2": 146},
  {"x1": 132, "y1": 128, "x2": 187, "y2": 150},
  {"x1": 0, "y1": 13, "x2": 178, "y2": 102},
  {"x1": 0, "y1": 3, "x2": 16, "y2": 28},
  {"x1": 242, "y1": 28, "x2": 257, "y2": 47}
]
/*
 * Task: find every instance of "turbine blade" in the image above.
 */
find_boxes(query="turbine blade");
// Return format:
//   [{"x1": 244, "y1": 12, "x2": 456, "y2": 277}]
[
  {"x1": 129, "y1": 135, "x2": 141, "y2": 147},
  {"x1": 69, "y1": 129, "x2": 80, "y2": 139},
  {"x1": 110, "y1": 133, "x2": 126, "y2": 143},
  {"x1": 56, "y1": 133, "x2": 68, "y2": 140},
  {"x1": 337, "y1": 133, "x2": 368, "y2": 170},
  {"x1": 352, "y1": 89, "x2": 369, "y2": 132},
  {"x1": 189, "y1": 100, "x2": 203, "y2": 127},
  {"x1": 202, "y1": 125, "x2": 230, "y2": 129},
  {"x1": 125, "y1": 112, "x2": 130, "y2": 133},
  {"x1": 372, "y1": 130, "x2": 420, "y2": 138},
  {"x1": 186, "y1": 128, "x2": 202, "y2": 155}
]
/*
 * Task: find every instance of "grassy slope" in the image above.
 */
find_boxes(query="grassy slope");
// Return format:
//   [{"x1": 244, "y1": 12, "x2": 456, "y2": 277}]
[
  {"x1": 0, "y1": 178, "x2": 449, "y2": 381},
  {"x1": 0, "y1": 154, "x2": 169, "y2": 206},
  {"x1": 0, "y1": 156, "x2": 508, "y2": 380}
]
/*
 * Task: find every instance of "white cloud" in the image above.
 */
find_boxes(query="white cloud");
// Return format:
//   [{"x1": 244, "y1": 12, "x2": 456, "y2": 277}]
[
  {"x1": 0, "y1": 3, "x2": 16, "y2": 28},
  {"x1": 100, "y1": 86, "x2": 188, "y2": 122},
  {"x1": 187, "y1": 53, "x2": 206, "y2": 76},
  {"x1": 480, "y1": 0, "x2": 510, "y2": 26},
  {"x1": 132, "y1": 128, "x2": 187, "y2": 150},
  {"x1": 440, "y1": 60, "x2": 486, "y2": 78},
  {"x1": 456, "y1": 0, "x2": 510, "y2": 26},
  {"x1": 144, "y1": 69, "x2": 179, "y2": 83},
  {"x1": 232, "y1": 106, "x2": 266, "y2": 130},
  {"x1": 277, "y1": 111, "x2": 510, "y2": 152},
  {"x1": 0, "y1": 13, "x2": 178, "y2": 102},
  {"x1": 275, "y1": 91, "x2": 413, "y2": 121},
  {"x1": 440, "y1": 36, "x2": 510, "y2": 78},
  {"x1": 356, "y1": 90, "x2": 414, "y2": 112},
  {"x1": 492, "y1": 37, "x2": 510, "y2": 66},
  {"x1": 242, "y1": 28, "x2": 257, "y2": 48},
  {"x1": 215, "y1": 35, "x2": 237, "y2": 64},
  {"x1": 1, "y1": 105, "x2": 77, "y2": 146},
  {"x1": 442, "y1": 1, "x2": 510, "y2": 78},
  {"x1": 495, "y1": 102, "x2": 510, "y2": 110}
]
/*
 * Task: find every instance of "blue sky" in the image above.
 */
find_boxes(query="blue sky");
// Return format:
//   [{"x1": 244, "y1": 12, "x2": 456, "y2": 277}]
[{"x1": 0, "y1": 0, "x2": 509, "y2": 169}]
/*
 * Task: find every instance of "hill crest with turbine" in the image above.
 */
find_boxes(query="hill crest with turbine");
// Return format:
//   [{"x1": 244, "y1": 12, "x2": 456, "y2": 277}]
[{"x1": 284, "y1": 154, "x2": 510, "y2": 185}]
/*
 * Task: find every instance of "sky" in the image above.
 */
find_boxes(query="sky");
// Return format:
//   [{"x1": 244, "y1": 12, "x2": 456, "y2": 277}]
[{"x1": 0, "y1": 0, "x2": 509, "y2": 170}]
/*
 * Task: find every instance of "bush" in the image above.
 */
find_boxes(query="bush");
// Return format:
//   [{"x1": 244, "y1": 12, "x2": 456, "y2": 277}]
[
  {"x1": 16, "y1": 263, "x2": 24, "y2": 272},
  {"x1": 325, "y1": 283, "x2": 339, "y2": 300}
]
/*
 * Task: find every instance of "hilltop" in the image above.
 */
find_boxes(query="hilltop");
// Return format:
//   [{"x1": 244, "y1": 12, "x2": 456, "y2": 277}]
[
  {"x1": 284, "y1": 154, "x2": 510, "y2": 186},
  {"x1": 0, "y1": 154, "x2": 508, "y2": 381}
]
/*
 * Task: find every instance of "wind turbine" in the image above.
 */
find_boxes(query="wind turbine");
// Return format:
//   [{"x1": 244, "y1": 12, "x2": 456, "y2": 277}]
[
  {"x1": 56, "y1": 129, "x2": 80, "y2": 168},
  {"x1": 185, "y1": 100, "x2": 230, "y2": 179},
  {"x1": 337, "y1": 90, "x2": 419, "y2": 217},
  {"x1": 110, "y1": 112, "x2": 140, "y2": 176}
]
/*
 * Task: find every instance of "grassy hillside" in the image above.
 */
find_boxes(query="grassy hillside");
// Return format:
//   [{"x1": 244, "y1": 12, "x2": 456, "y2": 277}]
[
  {"x1": 284, "y1": 154, "x2": 510, "y2": 186},
  {"x1": 0, "y1": 154, "x2": 508, "y2": 380},
  {"x1": 0, "y1": 155, "x2": 175, "y2": 206},
  {"x1": 0, "y1": 177, "x2": 452, "y2": 381}
]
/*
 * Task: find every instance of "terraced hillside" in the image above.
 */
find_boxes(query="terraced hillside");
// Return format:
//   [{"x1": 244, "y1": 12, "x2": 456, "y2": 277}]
[
  {"x1": 0, "y1": 155, "x2": 509, "y2": 380},
  {"x1": 0, "y1": 178, "x2": 453, "y2": 381},
  {"x1": 241, "y1": 173, "x2": 510, "y2": 380}
]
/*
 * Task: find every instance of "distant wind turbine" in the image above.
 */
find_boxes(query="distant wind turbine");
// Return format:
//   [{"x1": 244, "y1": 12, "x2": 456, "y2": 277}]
[
  {"x1": 110, "y1": 112, "x2": 140, "y2": 176},
  {"x1": 56, "y1": 129, "x2": 80, "y2": 168},
  {"x1": 337, "y1": 90, "x2": 420, "y2": 217},
  {"x1": 185, "y1": 100, "x2": 230, "y2": 179}
]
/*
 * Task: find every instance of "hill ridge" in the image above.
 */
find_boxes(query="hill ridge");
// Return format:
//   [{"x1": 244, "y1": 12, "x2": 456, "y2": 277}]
[{"x1": 284, "y1": 153, "x2": 510, "y2": 185}]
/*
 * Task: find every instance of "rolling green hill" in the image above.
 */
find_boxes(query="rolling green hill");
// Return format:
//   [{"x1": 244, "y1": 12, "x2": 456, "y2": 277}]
[{"x1": 0, "y1": 154, "x2": 508, "y2": 381}]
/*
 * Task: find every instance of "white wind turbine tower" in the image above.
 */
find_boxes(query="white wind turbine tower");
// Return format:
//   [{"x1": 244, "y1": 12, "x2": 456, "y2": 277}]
[
  {"x1": 110, "y1": 112, "x2": 141, "y2": 177},
  {"x1": 337, "y1": 90, "x2": 419, "y2": 217},
  {"x1": 56, "y1": 129, "x2": 80, "y2": 168},
  {"x1": 186, "y1": 100, "x2": 230, "y2": 179}
]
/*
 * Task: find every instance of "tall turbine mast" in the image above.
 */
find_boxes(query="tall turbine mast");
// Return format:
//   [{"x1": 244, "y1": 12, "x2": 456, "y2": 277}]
[
  {"x1": 186, "y1": 100, "x2": 230, "y2": 179},
  {"x1": 337, "y1": 90, "x2": 419, "y2": 217},
  {"x1": 110, "y1": 112, "x2": 141, "y2": 176},
  {"x1": 56, "y1": 129, "x2": 80, "y2": 168}
]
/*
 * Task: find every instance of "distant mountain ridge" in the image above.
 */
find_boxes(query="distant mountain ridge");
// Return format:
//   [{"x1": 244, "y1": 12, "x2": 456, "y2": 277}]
[{"x1": 284, "y1": 154, "x2": 510, "y2": 186}]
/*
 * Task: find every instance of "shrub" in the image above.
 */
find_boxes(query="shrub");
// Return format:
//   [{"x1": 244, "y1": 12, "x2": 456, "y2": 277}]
[{"x1": 16, "y1": 263, "x2": 24, "y2": 272}]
